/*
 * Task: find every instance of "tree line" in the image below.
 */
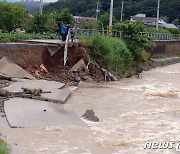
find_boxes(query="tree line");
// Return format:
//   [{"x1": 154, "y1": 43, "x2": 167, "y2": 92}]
[
  {"x1": 0, "y1": 2, "x2": 73, "y2": 33},
  {"x1": 44, "y1": 0, "x2": 180, "y2": 24}
]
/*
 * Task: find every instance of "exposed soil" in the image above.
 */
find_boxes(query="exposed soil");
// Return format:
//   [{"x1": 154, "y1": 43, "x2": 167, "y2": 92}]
[{"x1": 0, "y1": 44, "x2": 104, "y2": 84}]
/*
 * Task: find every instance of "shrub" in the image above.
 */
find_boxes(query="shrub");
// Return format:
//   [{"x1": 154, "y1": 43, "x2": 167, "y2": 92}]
[
  {"x1": 0, "y1": 2, "x2": 27, "y2": 32},
  {"x1": 56, "y1": 8, "x2": 74, "y2": 24},
  {"x1": 33, "y1": 13, "x2": 48, "y2": 33},
  {"x1": 78, "y1": 20, "x2": 98, "y2": 30},
  {"x1": 0, "y1": 32, "x2": 59, "y2": 42},
  {"x1": 0, "y1": 140, "x2": 9, "y2": 154},
  {"x1": 114, "y1": 21, "x2": 156, "y2": 62},
  {"x1": 83, "y1": 35, "x2": 134, "y2": 76}
]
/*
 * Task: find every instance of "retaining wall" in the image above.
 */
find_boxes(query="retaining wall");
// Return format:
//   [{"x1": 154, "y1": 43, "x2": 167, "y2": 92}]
[{"x1": 152, "y1": 41, "x2": 180, "y2": 55}]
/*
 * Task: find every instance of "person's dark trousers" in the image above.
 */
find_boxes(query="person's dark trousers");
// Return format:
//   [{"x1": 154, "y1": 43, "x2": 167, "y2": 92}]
[{"x1": 61, "y1": 34, "x2": 66, "y2": 42}]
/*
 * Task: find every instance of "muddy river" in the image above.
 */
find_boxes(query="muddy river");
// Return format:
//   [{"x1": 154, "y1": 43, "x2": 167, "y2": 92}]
[{"x1": 0, "y1": 63, "x2": 180, "y2": 154}]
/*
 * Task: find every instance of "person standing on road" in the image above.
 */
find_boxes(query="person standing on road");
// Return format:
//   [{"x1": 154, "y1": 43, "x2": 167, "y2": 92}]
[
  {"x1": 70, "y1": 23, "x2": 78, "y2": 42},
  {"x1": 61, "y1": 22, "x2": 67, "y2": 42}
]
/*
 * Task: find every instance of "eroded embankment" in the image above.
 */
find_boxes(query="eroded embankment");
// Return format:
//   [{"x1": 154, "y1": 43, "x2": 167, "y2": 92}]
[
  {"x1": 0, "y1": 42, "x2": 179, "y2": 84},
  {"x1": 0, "y1": 43, "x2": 104, "y2": 83}
]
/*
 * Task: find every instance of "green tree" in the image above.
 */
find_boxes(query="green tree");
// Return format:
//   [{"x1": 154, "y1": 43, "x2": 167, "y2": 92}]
[
  {"x1": 0, "y1": 2, "x2": 27, "y2": 32},
  {"x1": 98, "y1": 12, "x2": 117, "y2": 29},
  {"x1": 20, "y1": 16, "x2": 34, "y2": 33},
  {"x1": 172, "y1": 19, "x2": 180, "y2": 25},
  {"x1": 33, "y1": 12, "x2": 47, "y2": 33},
  {"x1": 78, "y1": 20, "x2": 98, "y2": 29},
  {"x1": 45, "y1": 13, "x2": 58, "y2": 33},
  {"x1": 114, "y1": 21, "x2": 156, "y2": 62},
  {"x1": 56, "y1": 8, "x2": 73, "y2": 24}
]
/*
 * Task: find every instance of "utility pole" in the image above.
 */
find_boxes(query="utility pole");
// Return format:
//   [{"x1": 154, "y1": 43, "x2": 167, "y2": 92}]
[
  {"x1": 120, "y1": 0, "x2": 124, "y2": 22},
  {"x1": 109, "y1": 0, "x2": 114, "y2": 36},
  {"x1": 96, "y1": 0, "x2": 100, "y2": 20},
  {"x1": 39, "y1": 0, "x2": 43, "y2": 15},
  {"x1": 156, "y1": 0, "x2": 160, "y2": 30}
]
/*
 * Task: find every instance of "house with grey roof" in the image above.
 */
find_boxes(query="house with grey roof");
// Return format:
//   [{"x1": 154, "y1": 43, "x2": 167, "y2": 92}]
[
  {"x1": 74, "y1": 16, "x2": 96, "y2": 23},
  {"x1": 130, "y1": 14, "x2": 178, "y2": 29}
]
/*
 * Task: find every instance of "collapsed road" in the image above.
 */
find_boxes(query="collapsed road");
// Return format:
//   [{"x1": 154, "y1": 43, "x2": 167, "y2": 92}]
[{"x1": 0, "y1": 41, "x2": 179, "y2": 153}]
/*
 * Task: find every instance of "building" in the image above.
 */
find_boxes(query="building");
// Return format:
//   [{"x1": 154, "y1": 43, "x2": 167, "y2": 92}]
[
  {"x1": 130, "y1": 14, "x2": 178, "y2": 29},
  {"x1": 74, "y1": 16, "x2": 96, "y2": 23}
]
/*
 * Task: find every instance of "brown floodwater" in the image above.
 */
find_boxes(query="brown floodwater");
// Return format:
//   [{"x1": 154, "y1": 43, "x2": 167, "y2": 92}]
[{"x1": 0, "y1": 63, "x2": 180, "y2": 154}]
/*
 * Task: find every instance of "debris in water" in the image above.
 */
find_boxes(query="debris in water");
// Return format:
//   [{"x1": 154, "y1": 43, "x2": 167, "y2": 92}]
[{"x1": 82, "y1": 109, "x2": 99, "y2": 122}]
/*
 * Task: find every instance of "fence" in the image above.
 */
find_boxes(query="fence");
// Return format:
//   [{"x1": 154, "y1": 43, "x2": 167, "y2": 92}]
[
  {"x1": 77, "y1": 29, "x2": 180, "y2": 41},
  {"x1": 139, "y1": 32, "x2": 180, "y2": 41}
]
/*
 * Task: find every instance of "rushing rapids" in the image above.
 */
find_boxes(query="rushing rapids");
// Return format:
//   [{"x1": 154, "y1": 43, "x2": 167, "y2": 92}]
[{"x1": 0, "y1": 63, "x2": 179, "y2": 154}]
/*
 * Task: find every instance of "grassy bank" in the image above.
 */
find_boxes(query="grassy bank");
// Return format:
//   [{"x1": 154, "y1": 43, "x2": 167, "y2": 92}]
[
  {"x1": 0, "y1": 32, "x2": 59, "y2": 42},
  {"x1": 0, "y1": 140, "x2": 9, "y2": 154},
  {"x1": 82, "y1": 35, "x2": 155, "y2": 77}
]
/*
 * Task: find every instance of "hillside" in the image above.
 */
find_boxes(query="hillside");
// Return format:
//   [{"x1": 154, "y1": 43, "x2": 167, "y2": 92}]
[
  {"x1": 43, "y1": 0, "x2": 180, "y2": 23},
  {"x1": 17, "y1": 1, "x2": 47, "y2": 14}
]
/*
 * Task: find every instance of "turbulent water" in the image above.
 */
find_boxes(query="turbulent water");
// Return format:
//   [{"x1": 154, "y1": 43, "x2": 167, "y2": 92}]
[{"x1": 0, "y1": 63, "x2": 180, "y2": 154}]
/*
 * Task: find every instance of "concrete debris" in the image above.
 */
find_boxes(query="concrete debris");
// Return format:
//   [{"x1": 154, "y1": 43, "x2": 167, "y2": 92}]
[
  {"x1": 75, "y1": 77, "x2": 81, "y2": 83},
  {"x1": 0, "y1": 57, "x2": 35, "y2": 80},
  {"x1": 91, "y1": 61, "x2": 117, "y2": 81},
  {"x1": 0, "y1": 75, "x2": 12, "y2": 81},
  {"x1": 70, "y1": 59, "x2": 89, "y2": 75},
  {"x1": 83, "y1": 76, "x2": 93, "y2": 82},
  {"x1": 47, "y1": 46, "x2": 60, "y2": 56},
  {"x1": 101, "y1": 68, "x2": 117, "y2": 81},
  {"x1": 82, "y1": 109, "x2": 99, "y2": 122}
]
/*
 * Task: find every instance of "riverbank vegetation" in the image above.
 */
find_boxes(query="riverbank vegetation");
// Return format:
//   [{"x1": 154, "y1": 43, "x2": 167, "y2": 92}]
[
  {"x1": 0, "y1": 32, "x2": 59, "y2": 42},
  {"x1": 82, "y1": 22, "x2": 155, "y2": 77},
  {"x1": 0, "y1": 140, "x2": 9, "y2": 154}
]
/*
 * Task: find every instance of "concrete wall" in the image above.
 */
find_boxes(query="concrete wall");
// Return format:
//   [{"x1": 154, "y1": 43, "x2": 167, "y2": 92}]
[{"x1": 152, "y1": 41, "x2": 180, "y2": 55}]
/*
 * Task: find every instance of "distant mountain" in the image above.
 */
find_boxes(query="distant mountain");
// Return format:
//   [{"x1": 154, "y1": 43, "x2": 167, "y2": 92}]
[
  {"x1": 13, "y1": 1, "x2": 47, "y2": 14},
  {"x1": 44, "y1": 0, "x2": 180, "y2": 23}
]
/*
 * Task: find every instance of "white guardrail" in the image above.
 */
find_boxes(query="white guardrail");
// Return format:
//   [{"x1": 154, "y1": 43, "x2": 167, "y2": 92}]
[{"x1": 77, "y1": 29, "x2": 180, "y2": 41}]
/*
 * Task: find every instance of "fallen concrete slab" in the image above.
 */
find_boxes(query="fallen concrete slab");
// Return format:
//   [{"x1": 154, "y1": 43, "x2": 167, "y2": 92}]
[
  {"x1": 47, "y1": 46, "x2": 60, "y2": 56},
  {"x1": 5, "y1": 79, "x2": 65, "y2": 92},
  {"x1": 26, "y1": 39, "x2": 64, "y2": 45},
  {"x1": 41, "y1": 89, "x2": 71, "y2": 104},
  {"x1": 4, "y1": 98, "x2": 85, "y2": 128},
  {"x1": 0, "y1": 57, "x2": 35, "y2": 80},
  {"x1": 4, "y1": 79, "x2": 71, "y2": 103}
]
